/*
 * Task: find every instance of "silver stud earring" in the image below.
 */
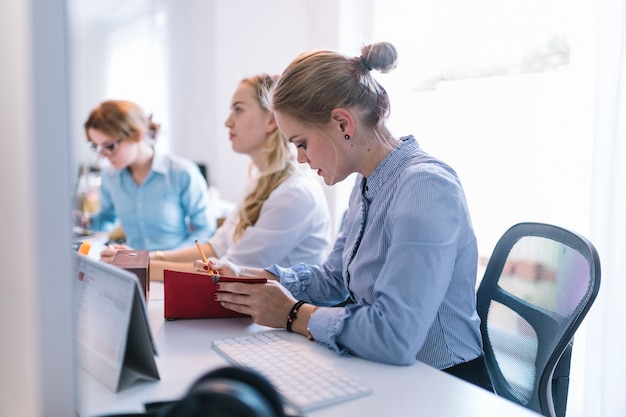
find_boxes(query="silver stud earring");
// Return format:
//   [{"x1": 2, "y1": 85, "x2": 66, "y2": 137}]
[{"x1": 344, "y1": 134, "x2": 350, "y2": 140}]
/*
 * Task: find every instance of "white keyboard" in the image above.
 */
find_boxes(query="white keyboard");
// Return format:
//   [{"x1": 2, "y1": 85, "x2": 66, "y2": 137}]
[{"x1": 212, "y1": 332, "x2": 372, "y2": 413}]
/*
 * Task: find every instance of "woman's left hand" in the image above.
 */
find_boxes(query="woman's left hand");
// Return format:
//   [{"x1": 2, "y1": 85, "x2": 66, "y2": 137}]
[{"x1": 216, "y1": 280, "x2": 296, "y2": 329}]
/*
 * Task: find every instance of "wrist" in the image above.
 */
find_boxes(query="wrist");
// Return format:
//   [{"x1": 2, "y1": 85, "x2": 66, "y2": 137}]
[
  {"x1": 261, "y1": 268, "x2": 279, "y2": 281},
  {"x1": 286, "y1": 301, "x2": 305, "y2": 332},
  {"x1": 286, "y1": 302, "x2": 319, "y2": 339}
]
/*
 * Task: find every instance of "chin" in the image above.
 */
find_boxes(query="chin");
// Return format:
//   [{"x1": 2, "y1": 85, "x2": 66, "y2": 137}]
[
  {"x1": 110, "y1": 160, "x2": 124, "y2": 170},
  {"x1": 318, "y1": 168, "x2": 343, "y2": 186}
]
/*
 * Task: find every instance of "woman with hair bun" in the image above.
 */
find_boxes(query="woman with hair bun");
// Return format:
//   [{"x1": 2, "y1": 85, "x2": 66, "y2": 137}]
[{"x1": 196, "y1": 43, "x2": 492, "y2": 391}]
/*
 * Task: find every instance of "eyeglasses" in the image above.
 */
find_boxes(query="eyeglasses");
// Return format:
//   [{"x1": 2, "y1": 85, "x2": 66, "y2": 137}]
[{"x1": 90, "y1": 137, "x2": 123, "y2": 155}]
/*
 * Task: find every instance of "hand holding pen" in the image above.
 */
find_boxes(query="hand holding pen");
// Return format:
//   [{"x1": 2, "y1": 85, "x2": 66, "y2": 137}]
[
  {"x1": 195, "y1": 240, "x2": 219, "y2": 276},
  {"x1": 192, "y1": 257, "x2": 242, "y2": 279}
]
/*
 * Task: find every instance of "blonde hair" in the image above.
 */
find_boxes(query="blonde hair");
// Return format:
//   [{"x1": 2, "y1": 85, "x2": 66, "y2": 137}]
[
  {"x1": 84, "y1": 100, "x2": 160, "y2": 143},
  {"x1": 233, "y1": 74, "x2": 297, "y2": 241},
  {"x1": 270, "y1": 42, "x2": 398, "y2": 146}
]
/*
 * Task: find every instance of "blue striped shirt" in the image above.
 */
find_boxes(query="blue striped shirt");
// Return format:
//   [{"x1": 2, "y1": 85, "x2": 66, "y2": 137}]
[
  {"x1": 268, "y1": 135, "x2": 483, "y2": 368},
  {"x1": 89, "y1": 150, "x2": 216, "y2": 250}
]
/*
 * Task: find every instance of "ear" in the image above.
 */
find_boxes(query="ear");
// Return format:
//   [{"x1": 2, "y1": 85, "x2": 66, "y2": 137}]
[
  {"x1": 266, "y1": 113, "x2": 278, "y2": 134},
  {"x1": 130, "y1": 128, "x2": 143, "y2": 142},
  {"x1": 330, "y1": 108, "x2": 355, "y2": 138}
]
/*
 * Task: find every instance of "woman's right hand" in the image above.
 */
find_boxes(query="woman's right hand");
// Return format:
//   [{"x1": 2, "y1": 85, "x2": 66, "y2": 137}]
[{"x1": 193, "y1": 258, "x2": 241, "y2": 277}]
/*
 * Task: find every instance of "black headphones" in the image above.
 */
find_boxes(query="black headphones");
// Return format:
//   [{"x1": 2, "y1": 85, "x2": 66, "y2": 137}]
[{"x1": 100, "y1": 366, "x2": 291, "y2": 417}]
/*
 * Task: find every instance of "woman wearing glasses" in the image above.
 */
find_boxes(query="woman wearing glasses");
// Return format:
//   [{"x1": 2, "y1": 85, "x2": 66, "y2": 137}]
[{"x1": 78, "y1": 100, "x2": 216, "y2": 251}]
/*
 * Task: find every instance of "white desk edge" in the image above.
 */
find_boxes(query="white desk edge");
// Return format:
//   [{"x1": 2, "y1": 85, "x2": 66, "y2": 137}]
[{"x1": 77, "y1": 282, "x2": 540, "y2": 417}]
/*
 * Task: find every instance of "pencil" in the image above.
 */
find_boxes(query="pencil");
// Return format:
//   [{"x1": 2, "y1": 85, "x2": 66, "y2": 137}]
[
  {"x1": 195, "y1": 240, "x2": 209, "y2": 263},
  {"x1": 195, "y1": 239, "x2": 218, "y2": 276}
]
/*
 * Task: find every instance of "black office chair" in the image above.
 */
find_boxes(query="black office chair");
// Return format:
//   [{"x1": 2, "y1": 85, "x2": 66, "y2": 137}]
[{"x1": 476, "y1": 222, "x2": 600, "y2": 417}]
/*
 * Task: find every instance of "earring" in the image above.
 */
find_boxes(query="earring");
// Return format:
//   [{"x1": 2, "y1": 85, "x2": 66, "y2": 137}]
[{"x1": 344, "y1": 134, "x2": 350, "y2": 140}]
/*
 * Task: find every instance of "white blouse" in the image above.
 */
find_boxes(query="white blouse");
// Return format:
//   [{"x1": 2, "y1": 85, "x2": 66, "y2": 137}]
[{"x1": 209, "y1": 171, "x2": 332, "y2": 267}]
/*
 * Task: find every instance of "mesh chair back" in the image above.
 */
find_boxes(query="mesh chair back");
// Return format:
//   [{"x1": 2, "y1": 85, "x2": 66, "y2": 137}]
[{"x1": 476, "y1": 222, "x2": 600, "y2": 417}]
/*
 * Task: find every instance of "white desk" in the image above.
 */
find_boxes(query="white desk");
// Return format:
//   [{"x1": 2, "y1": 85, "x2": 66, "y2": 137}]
[{"x1": 77, "y1": 283, "x2": 540, "y2": 417}]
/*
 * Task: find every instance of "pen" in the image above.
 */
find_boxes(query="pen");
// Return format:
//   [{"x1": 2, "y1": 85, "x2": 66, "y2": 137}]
[
  {"x1": 195, "y1": 240, "x2": 218, "y2": 276},
  {"x1": 195, "y1": 239, "x2": 209, "y2": 263}
]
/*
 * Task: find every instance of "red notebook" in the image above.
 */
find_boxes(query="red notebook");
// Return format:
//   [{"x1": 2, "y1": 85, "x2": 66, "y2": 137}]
[{"x1": 163, "y1": 270, "x2": 267, "y2": 320}]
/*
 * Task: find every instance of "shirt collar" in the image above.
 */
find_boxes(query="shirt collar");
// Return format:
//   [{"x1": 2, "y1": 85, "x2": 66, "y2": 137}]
[
  {"x1": 362, "y1": 135, "x2": 418, "y2": 197},
  {"x1": 150, "y1": 148, "x2": 169, "y2": 176}
]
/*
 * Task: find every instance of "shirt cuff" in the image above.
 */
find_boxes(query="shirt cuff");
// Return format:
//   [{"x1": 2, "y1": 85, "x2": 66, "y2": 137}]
[
  {"x1": 266, "y1": 263, "x2": 313, "y2": 299},
  {"x1": 308, "y1": 306, "x2": 350, "y2": 356}
]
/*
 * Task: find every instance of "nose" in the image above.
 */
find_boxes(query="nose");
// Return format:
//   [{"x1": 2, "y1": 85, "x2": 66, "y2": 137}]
[
  {"x1": 296, "y1": 148, "x2": 309, "y2": 164},
  {"x1": 224, "y1": 114, "x2": 233, "y2": 127}
]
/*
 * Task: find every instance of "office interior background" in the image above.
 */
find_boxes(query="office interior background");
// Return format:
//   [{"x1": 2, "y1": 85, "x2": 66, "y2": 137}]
[{"x1": 1, "y1": 0, "x2": 624, "y2": 415}]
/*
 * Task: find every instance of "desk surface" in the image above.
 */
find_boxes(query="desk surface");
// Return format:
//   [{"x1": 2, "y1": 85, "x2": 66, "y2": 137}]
[{"x1": 77, "y1": 283, "x2": 539, "y2": 417}]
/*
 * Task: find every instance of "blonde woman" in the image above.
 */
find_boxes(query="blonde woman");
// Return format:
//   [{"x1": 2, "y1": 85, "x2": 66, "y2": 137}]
[{"x1": 147, "y1": 74, "x2": 332, "y2": 281}]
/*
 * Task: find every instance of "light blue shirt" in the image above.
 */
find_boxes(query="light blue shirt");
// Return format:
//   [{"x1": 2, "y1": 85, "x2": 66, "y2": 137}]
[
  {"x1": 89, "y1": 150, "x2": 216, "y2": 250},
  {"x1": 268, "y1": 136, "x2": 483, "y2": 368}
]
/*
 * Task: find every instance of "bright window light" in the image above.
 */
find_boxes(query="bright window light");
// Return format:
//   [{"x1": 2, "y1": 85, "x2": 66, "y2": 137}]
[
  {"x1": 373, "y1": 0, "x2": 593, "y2": 258},
  {"x1": 105, "y1": 11, "x2": 169, "y2": 152}
]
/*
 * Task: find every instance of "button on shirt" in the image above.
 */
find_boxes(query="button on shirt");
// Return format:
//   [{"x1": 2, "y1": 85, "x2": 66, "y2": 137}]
[
  {"x1": 267, "y1": 135, "x2": 483, "y2": 368},
  {"x1": 89, "y1": 150, "x2": 216, "y2": 250}
]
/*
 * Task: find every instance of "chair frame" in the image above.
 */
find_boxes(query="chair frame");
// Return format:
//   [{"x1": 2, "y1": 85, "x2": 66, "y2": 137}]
[{"x1": 476, "y1": 222, "x2": 601, "y2": 417}]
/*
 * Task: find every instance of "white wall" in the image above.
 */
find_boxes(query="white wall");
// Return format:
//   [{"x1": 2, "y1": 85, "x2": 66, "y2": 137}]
[
  {"x1": 164, "y1": 0, "x2": 346, "y2": 208},
  {"x1": 0, "y1": 0, "x2": 75, "y2": 416}
]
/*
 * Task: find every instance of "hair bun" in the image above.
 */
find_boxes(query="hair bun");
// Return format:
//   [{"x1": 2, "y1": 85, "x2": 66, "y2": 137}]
[{"x1": 360, "y1": 42, "x2": 398, "y2": 74}]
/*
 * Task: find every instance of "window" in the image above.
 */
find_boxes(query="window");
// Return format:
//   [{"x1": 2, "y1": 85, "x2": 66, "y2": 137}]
[
  {"x1": 373, "y1": 0, "x2": 594, "y2": 257},
  {"x1": 104, "y1": 7, "x2": 169, "y2": 152}
]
